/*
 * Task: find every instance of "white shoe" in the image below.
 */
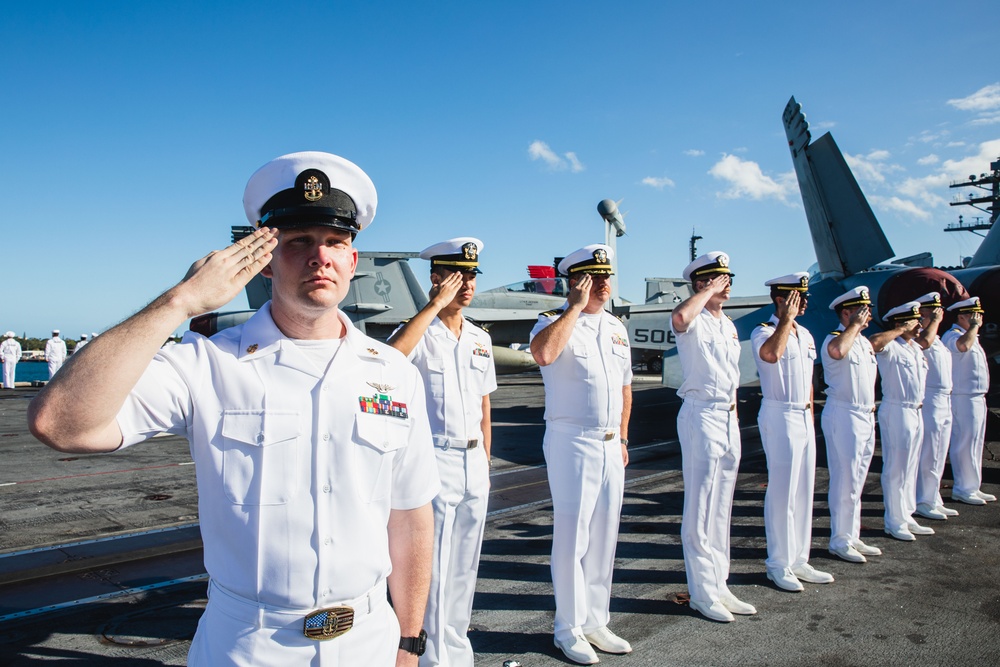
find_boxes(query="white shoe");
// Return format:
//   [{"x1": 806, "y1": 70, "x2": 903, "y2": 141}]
[
  {"x1": 584, "y1": 627, "x2": 632, "y2": 654},
  {"x1": 829, "y1": 544, "x2": 867, "y2": 563},
  {"x1": 767, "y1": 567, "x2": 805, "y2": 592},
  {"x1": 885, "y1": 525, "x2": 916, "y2": 541},
  {"x1": 975, "y1": 490, "x2": 997, "y2": 502},
  {"x1": 689, "y1": 599, "x2": 735, "y2": 622},
  {"x1": 555, "y1": 633, "x2": 599, "y2": 664},
  {"x1": 791, "y1": 563, "x2": 835, "y2": 584},
  {"x1": 906, "y1": 521, "x2": 935, "y2": 535},
  {"x1": 937, "y1": 505, "x2": 959, "y2": 517},
  {"x1": 915, "y1": 503, "x2": 948, "y2": 520},
  {"x1": 719, "y1": 593, "x2": 757, "y2": 615},
  {"x1": 852, "y1": 540, "x2": 882, "y2": 557},
  {"x1": 952, "y1": 490, "x2": 987, "y2": 505}
]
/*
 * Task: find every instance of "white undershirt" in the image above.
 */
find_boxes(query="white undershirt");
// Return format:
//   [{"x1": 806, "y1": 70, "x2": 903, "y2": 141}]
[{"x1": 290, "y1": 338, "x2": 344, "y2": 374}]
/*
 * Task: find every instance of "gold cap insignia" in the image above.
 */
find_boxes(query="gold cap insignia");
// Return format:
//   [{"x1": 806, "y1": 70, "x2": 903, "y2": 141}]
[
  {"x1": 800, "y1": 276, "x2": 808, "y2": 288},
  {"x1": 860, "y1": 288, "x2": 870, "y2": 301},
  {"x1": 717, "y1": 254, "x2": 729, "y2": 268},
  {"x1": 594, "y1": 248, "x2": 608, "y2": 264},
  {"x1": 462, "y1": 242, "x2": 478, "y2": 261},
  {"x1": 303, "y1": 175, "x2": 324, "y2": 202}
]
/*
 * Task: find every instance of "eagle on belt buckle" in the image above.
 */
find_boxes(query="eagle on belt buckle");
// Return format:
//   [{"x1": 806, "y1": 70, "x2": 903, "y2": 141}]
[{"x1": 304, "y1": 605, "x2": 355, "y2": 640}]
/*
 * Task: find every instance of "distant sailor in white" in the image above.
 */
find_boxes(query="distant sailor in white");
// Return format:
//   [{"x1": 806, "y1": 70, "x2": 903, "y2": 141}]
[
  {"x1": 912, "y1": 293, "x2": 958, "y2": 521},
  {"x1": 942, "y1": 297, "x2": 995, "y2": 506},
  {"x1": 671, "y1": 251, "x2": 756, "y2": 623},
  {"x1": 1, "y1": 331, "x2": 22, "y2": 389},
  {"x1": 530, "y1": 244, "x2": 633, "y2": 665},
  {"x1": 45, "y1": 329, "x2": 68, "y2": 379},
  {"x1": 751, "y1": 273, "x2": 833, "y2": 592},
  {"x1": 388, "y1": 237, "x2": 497, "y2": 667},
  {"x1": 873, "y1": 302, "x2": 932, "y2": 541},
  {"x1": 821, "y1": 287, "x2": 883, "y2": 564}
]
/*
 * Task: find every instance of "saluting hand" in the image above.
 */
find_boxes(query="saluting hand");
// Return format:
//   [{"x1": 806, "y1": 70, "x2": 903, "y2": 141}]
[
  {"x1": 969, "y1": 312, "x2": 984, "y2": 328},
  {"x1": 176, "y1": 227, "x2": 278, "y2": 319},
  {"x1": 849, "y1": 305, "x2": 872, "y2": 328},
  {"x1": 568, "y1": 273, "x2": 592, "y2": 309},
  {"x1": 777, "y1": 291, "x2": 800, "y2": 322},
  {"x1": 428, "y1": 271, "x2": 464, "y2": 308}
]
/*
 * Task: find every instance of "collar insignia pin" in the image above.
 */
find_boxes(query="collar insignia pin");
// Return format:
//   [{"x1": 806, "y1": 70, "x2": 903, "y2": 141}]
[{"x1": 246, "y1": 344, "x2": 258, "y2": 354}]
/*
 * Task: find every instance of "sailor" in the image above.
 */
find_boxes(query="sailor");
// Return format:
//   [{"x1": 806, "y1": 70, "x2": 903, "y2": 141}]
[
  {"x1": 387, "y1": 237, "x2": 496, "y2": 667},
  {"x1": 1, "y1": 332, "x2": 21, "y2": 389},
  {"x1": 45, "y1": 329, "x2": 68, "y2": 379},
  {"x1": 74, "y1": 334, "x2": 89, "y2": 352},
  {"x1": 751, "y1": 273, "x2": 833, "y2": 592},
  {"x1": 671, "y1": 251, "x2": 756, "y2": 623},
  {"x1": 913, "y1": 292, "x2": 958, "y2": 521},
  {"x1": 530, "y1": 243, "x2": 632, "y2": 664},
  {"x1": 821, "y1": 287, "x2": 883, "y2": 563},
  {"x1": 942, "y1": 297, "x2": 994, "y2": 505},
  {"x1": 873, "y1": 301, "x2": 932, "y2": 541},
  {"x1": 28, "y1": 151, "x2": 440, "y2": 666}
]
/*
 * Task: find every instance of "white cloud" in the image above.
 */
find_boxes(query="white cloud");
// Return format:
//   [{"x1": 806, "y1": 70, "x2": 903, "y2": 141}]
[
  {"x1": 868, "y1": 195, "x2": 932, "y2": 220},
  {"x1": 844, "y1": 150, "x2": 903, "y2": 185},
  {"x1": 810, "y1": 120, "x2": 836, "y2": 131},
  {"x1": 708, "y1": 154, "x2": 795, "y2": 203},
  {"x1": 947, "y1": 83, "x2": 1000, "y2": 112},
  {"x1": 684, "y1": 149, "x2": 705, "y2": 157},
  {"x1": 946, "y1": 141, "x2": 966, "y2": 148},
  {"x1": 970, "y1": 111, "x2": 1000, "y2": 126},
  {"x1": 528, "y1": 140, "x2": 585, "y2": 172},
  {"x1": 917, "y1": 154, "x2": 939, "y2": 166},
  {"x1": 641, "y1": 176, "x2": 675, "y2": 190}
]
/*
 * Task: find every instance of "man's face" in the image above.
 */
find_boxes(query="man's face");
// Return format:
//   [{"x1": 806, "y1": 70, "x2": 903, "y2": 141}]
[
  {"x1": 572, "y1": 272, "x2": 612, "y2": 307},
  {"x1": 919, "y1": 306, "x2": 933, "y2": 328},
  {"x1": 262, "y1": 226, "x2": 359, "y2": 313},
  {"x1": 432, "y1": 268, "x2": 478, "y2": 308}
]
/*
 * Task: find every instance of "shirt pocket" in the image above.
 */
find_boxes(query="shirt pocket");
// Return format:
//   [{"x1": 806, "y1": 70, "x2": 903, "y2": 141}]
[
  {"x1": 220, "y1": 410, "x2": 302, "y2": 506},
  {"x1": 425, "y1": 357, "x2": 446, "y2": 398},
  {"x1": 353, "y1": 413, "x2": 411, "y2": 503},
  {"x1": 470, "y1": 354, "x2": 490, "y2": 374}
]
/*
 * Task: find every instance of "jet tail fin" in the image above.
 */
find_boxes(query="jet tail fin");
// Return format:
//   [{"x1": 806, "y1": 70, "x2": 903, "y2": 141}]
[{"x1": 783, "y1": 98, "x2": 894, "y2": 279}]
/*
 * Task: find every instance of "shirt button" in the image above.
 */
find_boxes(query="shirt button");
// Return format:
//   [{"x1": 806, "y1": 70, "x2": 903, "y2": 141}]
[
  {"x1": 324, "y1": 537, "x2": 332, "y2": 545},
  {"x1": 323, "y1": 484, "x2": 331, "y2": 493},
  {"x1": 322, "y1": 433, "x2": 330, "y2": 441},
  {"x1": 256, "y1": 433, "x2": 265, "y2": 443}
]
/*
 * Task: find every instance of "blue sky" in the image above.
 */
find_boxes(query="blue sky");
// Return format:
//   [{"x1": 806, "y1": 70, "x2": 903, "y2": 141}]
[{"x1": 3, "y1": 1, "x2": 998, "y2": 338}]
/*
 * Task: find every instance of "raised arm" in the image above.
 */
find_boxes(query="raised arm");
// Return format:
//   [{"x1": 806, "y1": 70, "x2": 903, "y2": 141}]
[
  {"x1": 387, "y1": 272, "x2": 463, "y2": 356},
  {"x1": 671, "y1": 275, "x2": 728, "y2": 333},
  {"x1": 529, "y1": 274, "x2": 591, "y2": 366},
  {"x1": 955, "y1": 312, "x2": 983, "y2": 353},
  {"x1": 827, "y1": 306, "x2": 870, "y2": 360},
  {"x1": 869, "y1": 319, "x2": 918, "y2": 353},
  {"x1": 28, "y1": 228, "x2": 277, "y2": 453},
  {"x1": 758, "y1": 291, "x2": 800, "y2": 364}
]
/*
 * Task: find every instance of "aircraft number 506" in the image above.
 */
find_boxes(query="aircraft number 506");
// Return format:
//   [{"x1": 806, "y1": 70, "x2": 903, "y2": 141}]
[{"x1": 633, "y1": 328, "x2": 674, "y2": 344}]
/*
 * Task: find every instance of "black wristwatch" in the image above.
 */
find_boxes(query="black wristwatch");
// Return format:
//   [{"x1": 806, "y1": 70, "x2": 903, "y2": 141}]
[{"x1": 399, "y1": 629, "x2": 427, "y2": 656}]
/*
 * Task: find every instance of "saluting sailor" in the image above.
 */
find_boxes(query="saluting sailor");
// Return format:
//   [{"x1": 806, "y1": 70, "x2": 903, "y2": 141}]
[
  {"x1": 942, "y1": 297, "x2": 995, "y2": 505},
  {"x1": 821, "y1": 287, "x2": 883, "y2": 563},
  {"x1": 671, "y1": 251, "x2": 756, "y2": 623},
  {"x1": 529, "y1": 244, "x2": 633, "y2": 665},
  {"x1": 388, "y1": 237, "x2": 497, "y2": 667},
  {"x1": 751, "y1": 273, "x2": 833, "y2": 592},
  {"x1": 29, "y1": 151, "x2": 440, "y2": 666},
  {"x1": 873, "y1": 301, "x2": 932, "y2": 541},
  {"x1": 912, "y1": 292, "x2": 958, "y2": 521}
]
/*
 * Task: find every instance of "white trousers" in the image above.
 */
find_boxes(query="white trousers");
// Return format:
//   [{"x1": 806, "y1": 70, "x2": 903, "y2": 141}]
[
  {"x1": 916, "y1": 391, "x2": 952, "y2": 508},
  {"x1": 950, "y1": 394, "x2": 988, "y2": 495},
  {"x1": 2, "y1": 360, "x2": 15, "y2": 388},
  {"x1": 822, "y1": 401, "x2": 876, "y2": 551},
  {"x1": 47, "y1": 358, "x2": 64, "y2": 379},
  {"x1": 677, "y1": 402, "x2": 741, "y2": 605},
  {"x1": 543, "y1": 422, "x2": 624, "y2": 641},
  {"x1": 877, "y1": 403, "x2": 924, "y2": 532},
  {"x1": 759, "y1": 403, "x2": 816, "y2": 570},
  {"x1": 189, "y1": 580, "x2": 398, "y2": 667},
  {"x1": 421, "y1": 445, "x2": 490, "y2": 667}
]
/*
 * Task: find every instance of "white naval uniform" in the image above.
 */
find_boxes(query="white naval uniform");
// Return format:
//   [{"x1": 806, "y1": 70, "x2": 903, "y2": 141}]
[
  {"x1": 400, "y1": 317, "x2": 497, "y2": 667},
  {"x1": 875, "y1": 338, "x2": 927, "y2": 533},
  {"x1": 942, "y1": 325, "x2": 990, "y2": 496},
  {"x1": 45, "y1": 336, "x2": 68, "y2": 379},
  {"x1": 1, "y1": 338, "x2": 21, "y2": 388},
  {"x1": 116, "y1": 303, "x2": 441, "y2": 667},
  {"x1": 751, "y1": 316, "x2": 817, "y2": 571},
  {"x1": 671, "y1": 309, "x2": 741, "y2": 607},
  {"x1": 820, "y1": 326, "x2": 878, "y2": 552},
  {"x1": 530, "y1": 305, "x2": 632, "y2": 643},
  {"x1": 917, "y1": 338, "x2": 952, "y2": 509}
]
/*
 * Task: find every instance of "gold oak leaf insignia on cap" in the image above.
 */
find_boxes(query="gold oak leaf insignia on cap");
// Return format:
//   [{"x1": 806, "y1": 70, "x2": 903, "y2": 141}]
[
  {"x1": 303, "y1": 175, "x2": 323, "y2": 202},
  {"x1": 594, "y1": 248, "x2": 608, "y2": 263},
  {"x1": 718, "y1": 255, "x2": 728, "y2": 268},
  {"x1": 463, "y1": 243, "x2": 478, "y2": 261},
  {"x1": 800, "y1": 276, "x2": 808, "y2": 287},
  {"x1": 367, "y1": 381, "x2": 395, "y2": 393},
  {"x1": 860, "y1": 288, "x2": 870, "y2": 300},
  {"x1": 246, "y1": 344, "x2": 258, "y2": 354}
]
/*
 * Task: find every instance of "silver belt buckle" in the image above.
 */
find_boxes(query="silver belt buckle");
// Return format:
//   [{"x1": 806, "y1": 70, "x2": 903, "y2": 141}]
[{"x1": 303, "y1": 605, "x2": 354, "y2": 640}]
